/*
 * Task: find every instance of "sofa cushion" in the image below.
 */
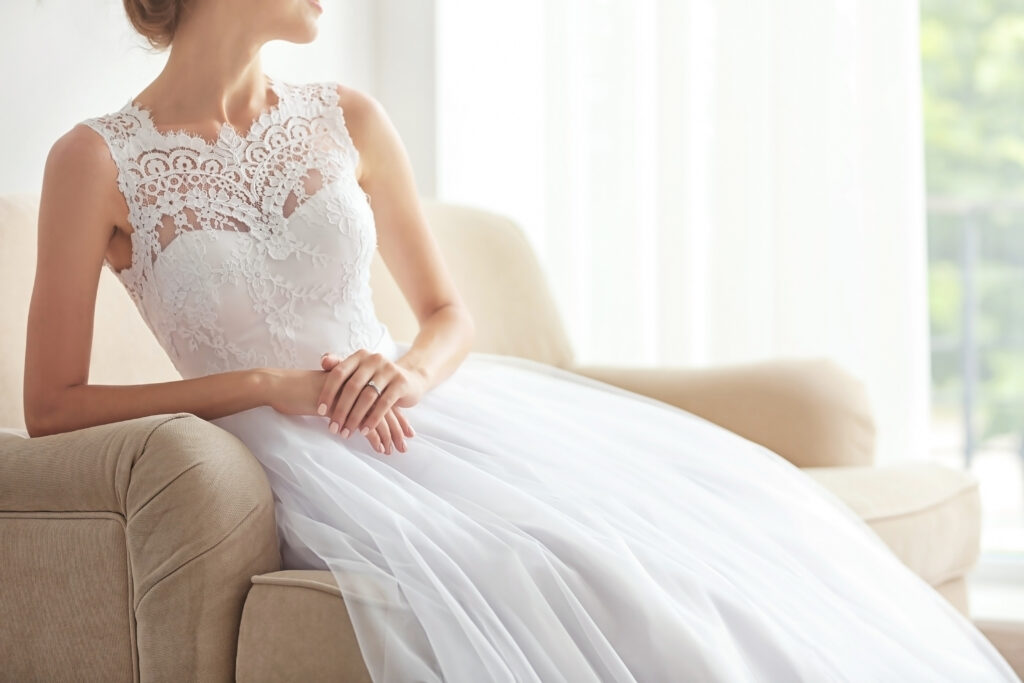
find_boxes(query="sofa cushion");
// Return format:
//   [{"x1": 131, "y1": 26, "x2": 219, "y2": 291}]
[
  {"x1": 236, "y1": 571, "x2": 372, "y2": 683},
  {"x1": 933, "y1": 576, "x2": 970, "y2": 616},
  {"x1": 570, "y1": 358, "x2": 876, "y2": 469},
  {"x1": 803, "y1": 462, "x2": 980, "y2": 588}
]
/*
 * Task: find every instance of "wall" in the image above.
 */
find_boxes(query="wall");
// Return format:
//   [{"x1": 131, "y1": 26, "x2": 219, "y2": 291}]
[{"x1": 0, "y1": 0, "x2": 436, "y2": 197}]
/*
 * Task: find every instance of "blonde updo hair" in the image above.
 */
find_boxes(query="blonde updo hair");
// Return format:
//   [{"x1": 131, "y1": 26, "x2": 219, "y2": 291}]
[{"x1": 122, "y1": 0, "x2": 191, "y2": 50}]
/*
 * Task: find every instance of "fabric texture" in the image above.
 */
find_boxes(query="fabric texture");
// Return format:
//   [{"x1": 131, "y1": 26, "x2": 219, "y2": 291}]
[
  {"x1": 237, "y1": 571, "x2": 372, "y2": 682},
  {"x1": 569, "y1": 359, "x2": 876, "y2": 469},
  {"x1": 48, "y1": 75, "x2": 1021, "y2": 681},
  {"x1": 803, "y1": 463, "x2": 981, "y2": 587},
  {"x1": 0, "y1": 414, "x2": 281, "y2": 682}
]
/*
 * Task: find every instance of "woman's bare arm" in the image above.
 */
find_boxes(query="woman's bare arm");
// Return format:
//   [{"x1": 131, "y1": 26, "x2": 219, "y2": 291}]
[
  {"x1": 22, "y1": 124, "x2": 274, "y2": 438},
  {"x1": 339, "y1": 85, "x2": 476, "y2": 393}
]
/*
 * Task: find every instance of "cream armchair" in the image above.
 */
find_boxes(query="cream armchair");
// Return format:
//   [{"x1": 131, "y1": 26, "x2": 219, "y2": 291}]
[{"x1": 0, "y1": 192, "x2": 1012, "y2": 681}]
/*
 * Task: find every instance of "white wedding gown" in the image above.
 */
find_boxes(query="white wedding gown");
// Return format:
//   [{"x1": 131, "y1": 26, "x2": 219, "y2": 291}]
[{"x1": 81, "y1": 76, "x2": 1019, "y2": 682}]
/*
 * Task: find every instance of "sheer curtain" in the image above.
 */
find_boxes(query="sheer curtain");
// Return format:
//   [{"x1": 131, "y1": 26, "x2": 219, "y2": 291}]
[{"x1": 435, "y1": 0, "x2": 929, "y2": 466}]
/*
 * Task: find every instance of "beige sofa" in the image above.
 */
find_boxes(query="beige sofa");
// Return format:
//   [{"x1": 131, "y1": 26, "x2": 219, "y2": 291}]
[{"x1": 0, "y1": 191, "x2": 1017, "y2": 681}]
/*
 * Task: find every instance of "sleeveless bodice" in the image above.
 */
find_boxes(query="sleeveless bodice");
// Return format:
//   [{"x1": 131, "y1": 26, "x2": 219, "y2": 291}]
[{"x1": 81, "y1": 77, "x2": 393, "y2": 379}]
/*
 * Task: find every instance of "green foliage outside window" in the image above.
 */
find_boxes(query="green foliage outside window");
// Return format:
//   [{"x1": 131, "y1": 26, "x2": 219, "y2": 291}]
[{"x1": 922, "y1": 0, "x2": 1024, "y2": 444}]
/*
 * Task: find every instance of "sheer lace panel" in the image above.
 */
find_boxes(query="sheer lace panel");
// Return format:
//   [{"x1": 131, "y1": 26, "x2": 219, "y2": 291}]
[
  {"x1": 78, "y1": 78, "x2": 384, "y2": 374},
  {"x1": 100, "y1": 79, "x2": 356, "y2": 270},
  {"x1": 130, "y1": 145, "x2": 333, "y2": 255}
]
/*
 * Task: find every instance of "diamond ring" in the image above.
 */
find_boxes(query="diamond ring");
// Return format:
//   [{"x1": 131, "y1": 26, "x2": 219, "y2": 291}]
[{"x1": 365, "y1": 380, "x2": 382, "y2": 396}]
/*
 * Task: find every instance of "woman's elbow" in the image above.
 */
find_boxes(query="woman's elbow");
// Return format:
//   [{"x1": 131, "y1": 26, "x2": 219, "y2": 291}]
[{"x1": 23, "y1": 391, "x2": 63, "y2": 438}]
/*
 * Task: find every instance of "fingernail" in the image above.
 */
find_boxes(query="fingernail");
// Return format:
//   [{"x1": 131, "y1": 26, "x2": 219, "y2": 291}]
[
  {"x1": 329, "y1": 421, "x2": 339, "y2": 434},
  {"x1": 360, "y1": 426, "x2": 369, "y2": 436},
  {"x1": 317, "y1": 403, "x2": 327, "y2": 416},
  {"x1": 340, "y1": 427, "x2": 350, "y2": 438},
  {"x1": 376, "y1": 443, "x2": 385, "y2": 453}
]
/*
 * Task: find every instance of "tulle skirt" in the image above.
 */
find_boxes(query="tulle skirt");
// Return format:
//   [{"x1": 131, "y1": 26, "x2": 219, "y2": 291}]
[{"x1": 212, "y1": 334, "x2": 1018, "y2": 682}]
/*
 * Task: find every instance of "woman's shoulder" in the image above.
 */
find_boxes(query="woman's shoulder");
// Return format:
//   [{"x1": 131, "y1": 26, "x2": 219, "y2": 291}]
[
  {"x1": 50, "y1": 118, "x2": 123, "y2": 175},
  {"x1": 73, "y1": 99, "x2": 142, "y2": 151},
  {"x1": 280, "y1": 78, "x2": 387, "y2": 175},
  {"x1": 279, "y1": 77, "x2": 378, "y2": 118},
  {"x1": 308, "y1": 80, "x2": 391, "y2": 148},
  {"x1": 45, "y1": 101, "x2": 145, "y2": 219},
  {"x1": 40, "y1": 122, "x2": 126, "y2": 241},
  {"x1": 330, "y1": 81, "x2": 383, "y2": 119}
]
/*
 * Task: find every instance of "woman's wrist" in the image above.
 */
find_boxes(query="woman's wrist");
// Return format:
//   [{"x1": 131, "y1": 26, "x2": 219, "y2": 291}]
[
  {"x1": 394, "y1": 304, "x2": 475, "y2": 394},
  {"x1": 396, "y1": 357, "x2": 430, "y2": 387},
  {"x1": 248, "y1": 368, "x2": 275, "y2": 407}
]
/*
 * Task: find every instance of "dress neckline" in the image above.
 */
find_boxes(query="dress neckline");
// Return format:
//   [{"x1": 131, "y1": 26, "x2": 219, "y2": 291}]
[{"x1": 121, "y1": 74, "x2": 288, "y2": 149}]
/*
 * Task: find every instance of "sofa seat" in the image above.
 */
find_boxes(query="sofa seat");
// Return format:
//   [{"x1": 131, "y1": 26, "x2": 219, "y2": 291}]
[
  {"x1": 804, "y1": 462, "x2": 980, "y2": 610},
  {"x1": 232, "y1": 463, "x2": 982, "y2": 682},
  {"x1": 236, "y1": 570, "x2": 373, "y2": 682}
]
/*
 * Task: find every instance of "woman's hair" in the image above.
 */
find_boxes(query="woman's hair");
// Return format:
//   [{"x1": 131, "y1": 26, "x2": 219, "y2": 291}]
[{"x1": 122, "y1": 0, "x2": 191, "y2": 51}]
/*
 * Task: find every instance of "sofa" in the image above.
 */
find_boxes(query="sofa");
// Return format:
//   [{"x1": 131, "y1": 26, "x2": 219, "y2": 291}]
[{"x1": 0, "y1": 191, "x2": 1019, "y2": 681}]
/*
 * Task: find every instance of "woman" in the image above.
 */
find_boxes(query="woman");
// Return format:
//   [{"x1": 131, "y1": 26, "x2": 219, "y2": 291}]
[{"x1": 24, "y1": 0, "x2": 1018, "y2": 680}]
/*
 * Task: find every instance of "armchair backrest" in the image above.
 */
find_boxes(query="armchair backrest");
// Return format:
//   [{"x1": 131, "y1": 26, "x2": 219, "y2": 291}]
[
  {"x1": 0, "y1": 193, "x2": 575, "y2": 430},
  {"x1": 372, "y1": 200, "x2": 576, "y2": 367}
]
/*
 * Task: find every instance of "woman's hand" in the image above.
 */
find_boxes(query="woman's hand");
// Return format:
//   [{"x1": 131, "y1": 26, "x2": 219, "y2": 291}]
[
  {"x1": 317, "y1": 348, "x2": 427, "y2": 453},
  {"x1": 259, "y1": 363, "x2": 417, "y2": 455}
]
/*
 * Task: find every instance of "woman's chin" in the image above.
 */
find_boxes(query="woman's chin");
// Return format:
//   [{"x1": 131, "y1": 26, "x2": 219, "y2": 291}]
[
  {"x1": 277, "y1": 21, "x2": 319, "y2": 45},
  {"x1": 298, "y1": 25, "x2": 319, "y2": 44}
]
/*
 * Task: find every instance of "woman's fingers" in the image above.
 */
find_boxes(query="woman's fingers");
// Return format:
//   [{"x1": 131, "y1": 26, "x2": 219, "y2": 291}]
[
  {"x1": 359, "y1": 373, "x2": 406, "y2": 433},
  {"x1": 341, "y1": 382, "x2": 386, "y2": 438},
  {"x1": 359, "y1": 410, "x2": 408, "y2": 455},
  {"x1": 328, "y1": 357, "x2": 377, "y2": 435},
  {"x1": 374, "y1": 418, "x2": 392, "y2": 455},
  {"x1": 365, "y1": 423, "x2": 384, "y2": 453},
  {"x1": 385, "y1": 410, "x2": 406, "y2": 452},
  {"x1": 318, "y1": 351, "x2": 416, "y2": 447},
  {"x1": 392, "y1": 405, "x2": 415, "y2": 438},
  {"x1": 317, "y1": 354, "x2": 359, "y2": 421}
]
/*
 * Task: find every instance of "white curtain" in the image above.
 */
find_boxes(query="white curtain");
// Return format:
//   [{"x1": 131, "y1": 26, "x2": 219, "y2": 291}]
[{"x1": 435, "y1": 0, "x2": 929, "y2": 466}]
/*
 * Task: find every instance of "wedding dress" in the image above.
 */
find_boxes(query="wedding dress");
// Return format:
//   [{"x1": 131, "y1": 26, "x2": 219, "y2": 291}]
[{"x1": 80, "y1": 75, "x2": 1019, "y2": 682}]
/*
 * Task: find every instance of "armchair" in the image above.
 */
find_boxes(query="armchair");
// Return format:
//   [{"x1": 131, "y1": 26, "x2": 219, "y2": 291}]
[{"x1": 0, "y1": 192, "x2": 1009, "y2": 681}]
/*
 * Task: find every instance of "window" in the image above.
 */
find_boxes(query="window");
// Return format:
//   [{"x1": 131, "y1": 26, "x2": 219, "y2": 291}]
[{"x1": 922, "y1": 1, "x2": 1024, "y2": 557}]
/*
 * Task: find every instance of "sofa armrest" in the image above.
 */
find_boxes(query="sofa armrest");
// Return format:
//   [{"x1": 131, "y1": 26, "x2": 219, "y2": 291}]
[
  {"x1": 568, "y1": 358, "x2": 876, "y2": 468},
  {"x1": 0, "y1": 413, "x2": 281, "y2": 683}
]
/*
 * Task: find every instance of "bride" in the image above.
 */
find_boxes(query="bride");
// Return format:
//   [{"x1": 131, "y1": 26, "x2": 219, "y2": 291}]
[{"x1": 24, "y1": 0, "x2": 1019, "y2": 680}]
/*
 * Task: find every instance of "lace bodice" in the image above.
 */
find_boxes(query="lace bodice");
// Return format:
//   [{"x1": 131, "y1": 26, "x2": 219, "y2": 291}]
[{"x1": 81, "y1": 76, "x2": 393, "y2": 378}]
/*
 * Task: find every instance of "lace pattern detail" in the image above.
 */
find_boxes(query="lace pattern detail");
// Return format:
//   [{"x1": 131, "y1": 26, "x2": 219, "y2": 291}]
[{"x1": 80, "y1": 78, "x2": 388, "y2": 374}]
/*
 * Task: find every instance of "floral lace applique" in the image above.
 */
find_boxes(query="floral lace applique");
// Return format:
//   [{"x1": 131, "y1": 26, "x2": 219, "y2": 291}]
[{"x1": 80, "y1": 77, "x2": 387, "y2": 374}]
